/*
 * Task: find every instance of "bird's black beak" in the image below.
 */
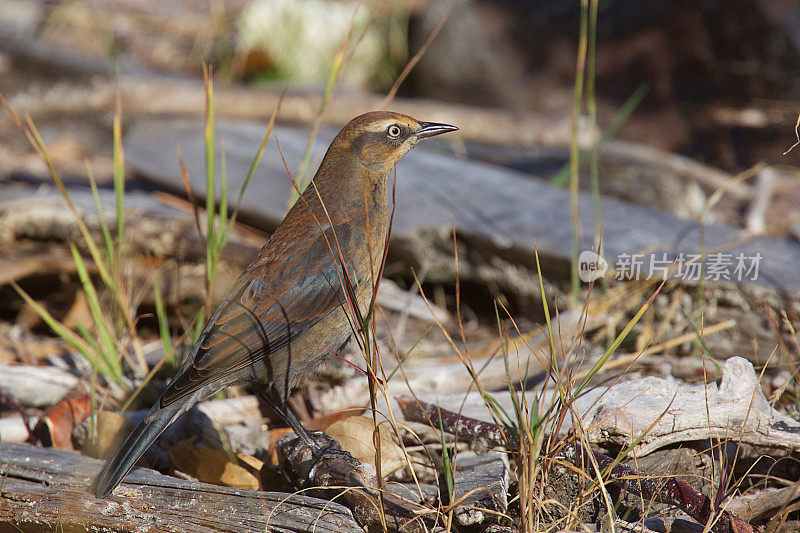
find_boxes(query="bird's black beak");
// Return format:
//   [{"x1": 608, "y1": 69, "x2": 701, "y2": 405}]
[{"x1": 416, "y1": 121, "x2": 458, "y2": 139}]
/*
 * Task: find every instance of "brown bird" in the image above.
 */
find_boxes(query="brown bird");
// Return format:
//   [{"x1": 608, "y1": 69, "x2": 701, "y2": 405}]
[{"x1": 93, "y1": 111, "x2": 457, "y2": 497}]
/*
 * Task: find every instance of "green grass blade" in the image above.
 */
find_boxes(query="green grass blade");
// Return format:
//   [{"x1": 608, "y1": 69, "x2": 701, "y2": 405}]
[
  {"x1": 25, "y1": 119, "x2": 117, "y2": 296},
  {"x1": 586, "y1": 0, "x2": 602, "y2": 253},
  {"x1": 528, "y1": 394, "x2": 540, "y2": 432},
  {"x1": 384, "y1": 325, "x2": 431, "y2": 382},
  {"x1": 216, "y1": 139, "x2": 228, "y2": 253},
  {"x1": 496, "y1": 303, "x2": 525, "y2": 436},
  {"x1": 192, "y1": 308, "x2": 206, "y2": 343},
  {"x1": 75, "y1": 322, "x2": 101, "y2": 354},
  {"x1": 436, "y1": 403, "x2": 455, "y2": 503},
  {"x1": 11, "y1": 282, "x2": 115, "y2": 380},
  {"x1": 152, "y1": 277, "x2": 173, "y2": 365},
  {"x1": 603, "y1": 83, "x2": 649, "y2": 143},
  {"x1": 70, "y1": 244, "x2": 122, "y2": 381},
  {"x1": 289, "y1": 42, "x2": 346, "y2": 207},
  {"x1": 85, "y1": 164, "x2": 116, "y2": 273},
  {"x1": 533, "y1": 243, "x2": 557, "y2": 374},
  {"x1": 223, "y1": 98, "x2": 282, "y2": 243},
  {"x1": 204, "y1": 67, "x2": 217, "y2": 293},
  {"x1": 113, "y1": 95, "x2": 125, "y2": 256},
  {"x1": 568, "y1": 0, "x2": 590, "y2": 306},
  {"x1": 482, "y1": 391, "x2": 515, "y2": 431}
]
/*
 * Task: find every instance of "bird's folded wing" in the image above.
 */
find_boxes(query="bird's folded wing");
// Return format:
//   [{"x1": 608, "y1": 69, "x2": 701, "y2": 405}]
[{"x1": 160, "y1": 235, "x2": 363, "y2": 407}]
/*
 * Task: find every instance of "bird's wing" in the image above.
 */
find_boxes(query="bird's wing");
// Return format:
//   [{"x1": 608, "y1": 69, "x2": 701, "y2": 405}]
[{"x1": 160, "y1": 227, "x2": 362, "y2": 407}]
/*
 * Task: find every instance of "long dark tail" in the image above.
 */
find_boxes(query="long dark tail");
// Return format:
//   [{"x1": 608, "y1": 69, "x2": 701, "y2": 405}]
[{"x1": 92, "y1": 398, "x2": 185, "y2": 498}]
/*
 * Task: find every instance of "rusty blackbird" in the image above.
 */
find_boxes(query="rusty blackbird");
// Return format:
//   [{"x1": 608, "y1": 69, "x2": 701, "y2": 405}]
[{"x1": 93, "y1": 111, "x2": 457, "y2": 497}]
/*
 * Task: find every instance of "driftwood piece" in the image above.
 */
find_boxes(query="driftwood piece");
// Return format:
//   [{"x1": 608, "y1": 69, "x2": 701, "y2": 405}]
[
  {"x1": 395, "y1": 396, "x2": 512, "y2": 453},
  {"x1": 0, "y1": 441, "x2": 362, "y2": 532},
  {"x1": 725, "y1": 484, "x2": 800, "y2": 522},
  {"x1": 578, "y1": 356, "x2": 800, "y2": 455},
  {"x1": 376, "y1": 278, "x2": 450, "y2": 325}
]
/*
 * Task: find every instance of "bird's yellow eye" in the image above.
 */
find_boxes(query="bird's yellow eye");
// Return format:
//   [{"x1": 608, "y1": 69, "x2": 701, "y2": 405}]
[{"x1": 387, "y1": 124, "x2": 401, "y2": 138}]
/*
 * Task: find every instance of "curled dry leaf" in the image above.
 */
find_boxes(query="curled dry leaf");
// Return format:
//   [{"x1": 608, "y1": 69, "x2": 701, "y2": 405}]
[
  {"x1": 168, "y1": 438, "x2": 263, "y2": 490},
  {"x1": 32, "y1": 389, "x2": 91, "y2": 449},
  {"x1": 325, "y1": 415, "x2": 407, "y2": 476},
  {"x1": 307, "y1": 408, "x2": 367, "y2": 431}
]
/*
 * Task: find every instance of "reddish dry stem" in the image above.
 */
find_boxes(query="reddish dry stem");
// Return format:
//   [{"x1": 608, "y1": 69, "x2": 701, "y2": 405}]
[{"x1": 395, "y1": 395, "x2": 512, "y2": 453}]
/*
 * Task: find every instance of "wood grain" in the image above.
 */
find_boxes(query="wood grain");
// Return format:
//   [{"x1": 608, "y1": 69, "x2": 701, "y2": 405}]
[{"x1": 0, "y1": 441, "x2": 362, "y2": 532}]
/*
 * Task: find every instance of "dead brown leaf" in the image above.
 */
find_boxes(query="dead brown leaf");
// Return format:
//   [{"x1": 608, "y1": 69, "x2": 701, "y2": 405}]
[
  {"x1": 169, "y1": 438, "x2": 263, "y2": 490},
  {"x1": 82, "y1": 410, "x2": 133, "y2": 460},
  {"x1": 325, "y1": 416, "x2": 407, "y2": 476}
]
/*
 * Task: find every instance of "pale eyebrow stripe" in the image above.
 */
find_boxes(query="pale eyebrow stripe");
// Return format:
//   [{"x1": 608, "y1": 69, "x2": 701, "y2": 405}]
[
  {"x1": 365, "y1": 120, "x2": 395, "y2": 132},
  {"x1": 364, "y1": 118, "x2": 415, "y2": 133}
]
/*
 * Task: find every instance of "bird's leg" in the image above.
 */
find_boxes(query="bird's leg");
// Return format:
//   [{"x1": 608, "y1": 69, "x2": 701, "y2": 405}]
[
  {"x1": 258, "y1": 390, "x2": 321, "y2": 450},
  {"x1": 272, "y1": 397, "x2": 322, "y2": 451},
  {"x1": 259, "y1": 390, "x2": 354, "y2": 463}
]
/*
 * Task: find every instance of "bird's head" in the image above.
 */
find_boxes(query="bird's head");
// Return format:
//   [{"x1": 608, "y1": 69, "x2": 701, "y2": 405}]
[{"x1": 334, "y1": 111, "x2": 458, "y2": 172}]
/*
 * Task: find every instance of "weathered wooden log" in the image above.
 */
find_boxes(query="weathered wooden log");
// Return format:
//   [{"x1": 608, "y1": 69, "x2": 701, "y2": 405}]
[
  {"x1": 0, "y1": 441, "x2": 362, "y2": 532},
  {"x1": 123, "y1": 117, "x2": 800, "y2": 295}
]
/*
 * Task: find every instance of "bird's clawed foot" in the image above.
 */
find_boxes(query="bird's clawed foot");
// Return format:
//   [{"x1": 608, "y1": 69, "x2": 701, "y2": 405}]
[
  {"x1": 299, "y1": 429, "x2": 352, "y2": 459},
  {"x1": 276, "y1": 429, "x2": 359, "y2": 488},
  {"x1": 259, "y1": 393, "x2": 358, "y2": 486}
]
